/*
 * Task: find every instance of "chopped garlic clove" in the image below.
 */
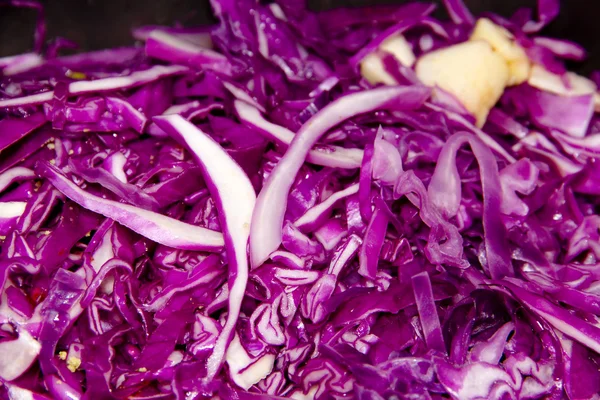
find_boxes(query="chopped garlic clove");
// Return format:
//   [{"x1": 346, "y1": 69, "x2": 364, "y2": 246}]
[
  {"x1": 380, "y1": 35, "x2": 416, "y2": 68},
  {"x1": 360, "y1": 34, "x2": 415, "y2": 85},
  {"x1": 66, "y1": 357, "x2": 81, "y2": 373},
  {"x1": 416, "y1": 40, "x2": 509, "y2": 127},
  {"x1": 360, "y1": 53, "x2": 398, "y2": 86},
  {"x1": 507, "y1": 57, "x2": 531, "y2": 86},
  {"x1": 470, "y1": 18, "x2": 530, "y2": 86}
]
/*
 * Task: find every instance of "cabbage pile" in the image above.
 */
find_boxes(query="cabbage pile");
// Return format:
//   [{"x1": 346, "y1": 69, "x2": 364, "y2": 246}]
[{"x1": 1, "y1": 0, "x2": 600, "y2": 399}]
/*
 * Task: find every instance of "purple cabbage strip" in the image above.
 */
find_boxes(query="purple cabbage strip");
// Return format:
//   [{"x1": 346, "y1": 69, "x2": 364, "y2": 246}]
[
  {"x1": 411, "y1": 271, "x2": 446, "y2": 354},
  {"x1": 523, "y1": 0, "x2": 560, "y2": 33},
  {"x1": 357, "y1": 205, "x2": 388, "y2": 279},
  {"x1": 294, "y1": 183, "x2": 359, "y2": 232},
  {"x1": 36, "y1": 162, "x2": 224, "y2": 251},
  {"x1": 250, "y1": 86, "x2": 431, "y2": 268},
  {"x1": 502, "y1": 280, "x2": 600, "y2": 354},
  {"x1": 0, "y1": 65, "x2": 188, "y2": 108},
  {"x1": 442, "y1": 0, "x2": 475, "y2": 26},
  {"x1": 0, "y1": 327, "x2": 41, "y2": 381},
  {"x1": 428, "y1": 132, "x2": 513, "y2": 279},
  {"x1": 524, "y1": 87, "x2": 595, "y2": 138},
  {"x1": 145, "y1": 30, "x2": 232, "y2": 75},
  {"x1": 234, "y1": 100, "x2": 364, "y2": 169},
  {"x1": 153, "y1": 115, "x2": 256, "y2": 385},
  {"x1": 533, "y1": 36, "x2": 587, "y2": 61},
  {"x1": 0, "y1": 112, "x2": 47, "y2": 152},
  {"x1": 132, "y1": 25, "x2": 213, "y2": 48}
]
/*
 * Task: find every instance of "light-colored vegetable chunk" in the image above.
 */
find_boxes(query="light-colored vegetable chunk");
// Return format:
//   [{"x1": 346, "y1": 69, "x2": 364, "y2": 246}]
[
  {"x1": 361, "y1": 35, "x2": 416, "y2": 85},
  {"x1": 470, "y1": 18, "x2": 530, "y2": 86},
  {"x1": 416, "y1": 40, "x2": 509, "y2": 127}
]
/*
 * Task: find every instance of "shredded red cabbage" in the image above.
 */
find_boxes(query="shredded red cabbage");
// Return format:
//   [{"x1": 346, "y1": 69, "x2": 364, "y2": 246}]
[{"x1": 1, "y1": 0, "x2": 600, "y2": 398}]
